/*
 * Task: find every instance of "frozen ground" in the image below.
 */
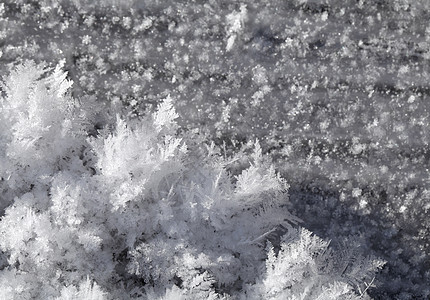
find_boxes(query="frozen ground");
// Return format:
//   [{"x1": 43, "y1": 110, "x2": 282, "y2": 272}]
[{"x1": 1, "y1": 0, "x2": 430, "y2": 298}]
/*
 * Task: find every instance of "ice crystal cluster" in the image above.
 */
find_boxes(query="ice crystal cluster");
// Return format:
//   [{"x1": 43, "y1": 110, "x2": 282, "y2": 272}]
[
  {"x1": 0, "y1": 0, "x2": 429, "y2": 299},
  {"x1": 0, "y1": 63, "x2": 383, "y2": 299}
]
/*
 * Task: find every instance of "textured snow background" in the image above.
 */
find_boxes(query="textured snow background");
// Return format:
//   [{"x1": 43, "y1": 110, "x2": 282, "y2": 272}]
[{"x1": 1, "y1": 1, "x2": 430, "y2": 298}]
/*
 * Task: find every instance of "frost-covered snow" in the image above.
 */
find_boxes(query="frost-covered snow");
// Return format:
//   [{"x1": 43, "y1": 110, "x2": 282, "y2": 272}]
[{"x1": 0, "y1": 0, "x2": 430, "y2": 299}]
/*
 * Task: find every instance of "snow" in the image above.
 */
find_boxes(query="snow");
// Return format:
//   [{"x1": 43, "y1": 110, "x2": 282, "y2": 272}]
[{"x1": 0, "y1": 0, "x2": 430, "y2": 298}]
